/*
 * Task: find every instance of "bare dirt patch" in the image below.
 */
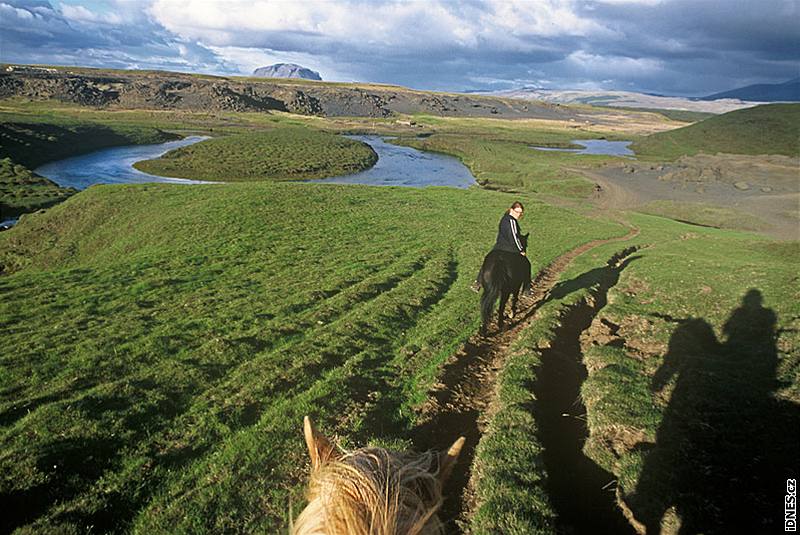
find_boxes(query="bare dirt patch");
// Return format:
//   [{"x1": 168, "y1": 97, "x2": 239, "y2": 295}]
[{"x1": 576, "y1": 153, "x2": 800, "y2": 240}]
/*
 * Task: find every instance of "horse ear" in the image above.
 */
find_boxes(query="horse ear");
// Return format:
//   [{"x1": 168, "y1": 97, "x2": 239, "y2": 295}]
[
  {"x1": 437, "y1": 436, "x2": 466, "y2": 487},
  {"x1": 304, "y1": 416, "x2": 337, "y2": 470}
]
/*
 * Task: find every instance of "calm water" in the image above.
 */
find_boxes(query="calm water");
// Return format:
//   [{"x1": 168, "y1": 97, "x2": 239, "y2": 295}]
[
  {"x1": 530, "y1": 139, "x2": 634, "y2": 156},
  {"x1": 35, "y1": 135, "x2": 477, "y2": 190},
  {"x1": 35, "y1": 136, "x2": 212, "y2": 190},
  {"x1": 310, "y1": 135, "x2": 477, "y2": 188}
]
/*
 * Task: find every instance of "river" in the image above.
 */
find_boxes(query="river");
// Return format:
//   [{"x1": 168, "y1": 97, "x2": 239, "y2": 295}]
[
  {"x1": 530, "y1": 139, "x2": 634, "y2": 156},
  {"x1": 310, "y1": 136, "x2": 476, "y2": 188},
  {"x1": 35, "y1": 135, "x2": 477, "y2": 190},
  {"x1": 34, "y1": 136, "x2": 214, "y2": 190}
]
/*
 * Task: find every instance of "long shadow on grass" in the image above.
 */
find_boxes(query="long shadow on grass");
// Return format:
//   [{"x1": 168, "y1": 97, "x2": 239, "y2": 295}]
[
  {"x1": 534, "y1": 251, "x2": 640, "y2": 535},
  {"x1": 628, "y1": 289, "x2": 800, "y2": 534}
]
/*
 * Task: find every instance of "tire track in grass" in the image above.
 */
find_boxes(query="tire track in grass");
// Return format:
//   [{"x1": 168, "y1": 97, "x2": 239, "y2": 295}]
[{"x1": 411, "y1": 226, "x2": 639, "y2": 533}]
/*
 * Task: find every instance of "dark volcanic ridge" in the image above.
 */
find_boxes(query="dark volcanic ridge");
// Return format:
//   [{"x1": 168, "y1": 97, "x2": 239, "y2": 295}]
[{"x1": 0, "y1": 64, "x2": 579, "y2": 120}]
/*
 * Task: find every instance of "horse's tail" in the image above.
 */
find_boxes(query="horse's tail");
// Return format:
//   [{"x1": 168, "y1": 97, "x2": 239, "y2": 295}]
[{"x1": 480, "y1": 252, "x2": 506, "y2": 329}]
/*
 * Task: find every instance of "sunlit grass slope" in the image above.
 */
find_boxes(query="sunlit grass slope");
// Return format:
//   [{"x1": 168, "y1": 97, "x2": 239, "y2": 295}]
[
  {"x1": 575, "y1": 215, "x2": 799, "y2": 532},
  {"x1": 133, "y1": 128, "x2": 377, "y2": 181},
  {"x1": 469, "y1": 214, "x2": 799, "y2": 532},
  {"x1": 0, "y1": 181, "x2": 624, "y2": 533},
  {"x1": 632, "y1": 103, "x2": 800, "y2": 159}
]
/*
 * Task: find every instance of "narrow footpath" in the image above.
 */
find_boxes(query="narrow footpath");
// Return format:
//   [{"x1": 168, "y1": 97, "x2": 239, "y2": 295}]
[{"x1": 411, "y1": 226, "x2": 639, "y2": 533}]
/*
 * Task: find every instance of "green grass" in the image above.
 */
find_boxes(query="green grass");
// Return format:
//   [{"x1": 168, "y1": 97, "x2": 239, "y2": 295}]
[
  {"x1": 468, "y1": 306, "x2": 562, "y2": 534},
  {"x1": 632, "y1": 103, "x2": 800, "y2": 160},
  {"x1": 2, "y1": 97, "x2": 796, "y2": 533},
  {"x1": 387, "y1": 114, "x2": 643, "y2": 199},
  {"x1": 0, "y1": 158, "x2": 76, "y2": 219},
  {"x1": 133, "y1": 128, "x2": 377, "y2": 181},
  {"x1": 0, "y1": 108, "x2": 180, "y2": 220},
  {"x1": 607, "y1": 107, "x2": 714, "y2": 123},
  {"x1": 638, "y1": 200, "x2": 771, "y2": 233},
  {"x1": 469, "y1": 213, "x2": 799, "y2": 532},
  {"x1": 0, "y1": 180, "x2": 623, "y2": 533},
  {"x1": 0, "y1": 115, "x2": 177, "y2": 169}
]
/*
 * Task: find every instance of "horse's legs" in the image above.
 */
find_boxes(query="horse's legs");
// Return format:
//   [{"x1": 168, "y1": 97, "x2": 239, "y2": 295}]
[
  {"x1": 510, "y1": 291, "x2": 519, "y2": 319},
  {"x1": 497, "y1": 291, "x2": 510, "y2": 331},
  {"x1": 522, "y1": 256, "x2": 533, "y2": 293}
]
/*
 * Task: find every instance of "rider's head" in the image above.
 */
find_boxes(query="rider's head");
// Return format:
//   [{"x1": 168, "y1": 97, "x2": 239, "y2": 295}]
[{"x1": 507, "y1": 201, "x2": 525, "y2": 219}]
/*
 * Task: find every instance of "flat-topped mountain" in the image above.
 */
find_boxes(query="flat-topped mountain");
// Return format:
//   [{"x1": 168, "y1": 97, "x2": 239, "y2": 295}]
[{"x1": 252, "y1": 63, "x2": 322, "y2": 81}]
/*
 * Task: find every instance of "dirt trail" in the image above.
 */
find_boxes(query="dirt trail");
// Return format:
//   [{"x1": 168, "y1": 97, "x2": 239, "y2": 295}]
[{"x1": 410, "y1": 225, "x2": 639, "y2": 532}]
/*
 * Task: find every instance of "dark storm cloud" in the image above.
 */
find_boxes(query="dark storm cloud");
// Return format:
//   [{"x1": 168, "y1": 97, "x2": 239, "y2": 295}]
[
  {"x1": 566, "y1": 0, "x2": 800, "y2": 94},
  {"x1": 1, "y1": 0, "x2": 798, "y2": 96},
  {"x1": 0, "y1": 0, "x2": 229, "y2": 73}
]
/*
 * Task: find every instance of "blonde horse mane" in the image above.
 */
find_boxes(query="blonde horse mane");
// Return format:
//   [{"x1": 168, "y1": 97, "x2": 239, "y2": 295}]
[{"x1": 292, "y1": 417, "x2": 465, "y2": 535}]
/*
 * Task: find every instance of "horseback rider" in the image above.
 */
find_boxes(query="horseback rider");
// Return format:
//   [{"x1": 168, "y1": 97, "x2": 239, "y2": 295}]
[{"x1": 471, "y1": 201, "x2": 534, "y2": 295}]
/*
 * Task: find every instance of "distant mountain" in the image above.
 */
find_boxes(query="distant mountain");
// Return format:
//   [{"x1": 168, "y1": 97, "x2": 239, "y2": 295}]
[
  {"x1": 252, "y1": 63, "x2": 322, "y2": 81},
  {"x1": 484, "y1": 87, "x2": 756, "y2": 114},
  {"x1": 701, "y1": 78, "x2": 800, "y2": 102}
]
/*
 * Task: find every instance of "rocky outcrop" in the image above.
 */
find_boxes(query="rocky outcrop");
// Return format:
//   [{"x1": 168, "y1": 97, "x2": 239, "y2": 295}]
[{"x1": 0, "y1": 66, "x2": 582, "y2": 120}]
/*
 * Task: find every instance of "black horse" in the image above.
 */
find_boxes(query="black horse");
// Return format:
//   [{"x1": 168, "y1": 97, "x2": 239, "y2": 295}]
[{"x1": 478, "y1": 233, "x2": 530, "y2": 334}]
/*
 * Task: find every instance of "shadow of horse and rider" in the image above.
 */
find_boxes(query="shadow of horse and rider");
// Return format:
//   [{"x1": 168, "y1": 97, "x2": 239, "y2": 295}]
[
  {"x1": 479, "y1": 244, "x2": 798, "y2": 532},
  {"x1": 626, "y1": 289, "x2": 799, "y2": 534}
]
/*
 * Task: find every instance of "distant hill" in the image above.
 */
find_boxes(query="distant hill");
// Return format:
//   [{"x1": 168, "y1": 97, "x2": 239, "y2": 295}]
[
  {"x1": 701, "y1": 78, "x2": 800, "y2": 102},
  {"x1": 0, "y1": 64, "x2": 587, "y2": 120},
  {"x1": 632, "y1": 103, "x2": 800, "y2": 159},
  {"x1": 482, "y1": 87, "x2": 758, "y2": 114},
  {"x1": 252, "y1": 63, "x2": 322, "y2": 81}
]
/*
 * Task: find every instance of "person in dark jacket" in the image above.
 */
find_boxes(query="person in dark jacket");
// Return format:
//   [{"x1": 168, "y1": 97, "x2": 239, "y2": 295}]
[{"x1": 471, "y1": 201, "x2": 533, "y2": 295}]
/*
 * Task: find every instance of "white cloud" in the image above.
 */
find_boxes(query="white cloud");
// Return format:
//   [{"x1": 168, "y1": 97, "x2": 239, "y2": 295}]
[
  {"x1": 0, "y1": 3, "x2": 34, "y2": 20},
  {"x1": 592, "y1": 0, "x2": 663, "y2": 4},
  {"x1": 482, "y1": 0, "x2": 612, "y2": 38},
  {"x1": 148, "y1": 0, "x2": 612, "y2": 52},
  {"x1": 60, "y1": 3, "x2": 122, "y2": 24},
  {"x1": 567, "y1": 50, "x2": 663, "y2": 76},
  {"x1": 2, "y1": 0, "x2": 798, "y2": 95}
]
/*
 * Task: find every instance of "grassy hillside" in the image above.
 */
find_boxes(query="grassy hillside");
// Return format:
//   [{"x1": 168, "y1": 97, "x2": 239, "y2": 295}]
[
  {"x1": 575, "y1": 216, "x2": 799, "y2": 532},
  {"x1": 0, "y1": 110, "x2": 179, "y2": 219},
  {"x1": 0, "y1": 181, "x2": 624, "y2": 533},
  {"x1": 632, "y1": 103, "x2": 800, "y2": 159},
  {"x1": 0, "y1": 158, "x2": 76, "y2": 219},
  {"x1": 0, "y1": 117, "x2": 177, "y2": 170},
  {"x1": 133, "y1": 128, "x2": 377, "y2": 181},
  {"x1": 469, "y1": 214, "x2": 799, "y2": 533},
  {"x1": 1, "y1": 96, "x2": 795, "y2": 533}
]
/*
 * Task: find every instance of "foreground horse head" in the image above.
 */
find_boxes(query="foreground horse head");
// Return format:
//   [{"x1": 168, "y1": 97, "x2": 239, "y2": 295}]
[
  {"x1": 478, "y1": 233, "x2": 530, "y2": 334},
  {"x1": 293, "y1": 416, "x2": 465, "y2": 535}
]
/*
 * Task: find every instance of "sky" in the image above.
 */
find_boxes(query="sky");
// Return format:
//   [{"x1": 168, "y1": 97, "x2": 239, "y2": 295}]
[{"x1": 1, "y1": 0, "x2": 798, "y2": 97}]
